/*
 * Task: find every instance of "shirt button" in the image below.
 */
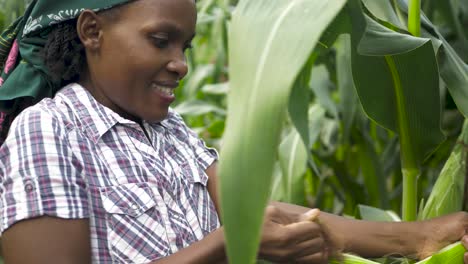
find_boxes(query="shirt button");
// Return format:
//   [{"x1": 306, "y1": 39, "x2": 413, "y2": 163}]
[
  {"x1": 131, "y1": 204, "x2": 139, "y2": 210},
  {"x1": 24, "y1": 181, "x2": 34, "y2": 193}
]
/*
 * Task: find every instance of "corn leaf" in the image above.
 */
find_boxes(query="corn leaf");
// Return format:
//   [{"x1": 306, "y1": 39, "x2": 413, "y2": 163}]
[
  {"x1": 348, "y1": 1, "x2": 444, "y2": 167},
  {"x1": 219, "y1": 1, "x2": 346, "y2": 263},
  {"x1": 361, "y1": 0, "x2": 404, "y2": 29},
  {"x1": 278, "y1": 127, "x2": 308, "y2": 205},
  {"x1": 310, "y1": 65, "x2": 339, "y2": 119},
  {"x1": 357, "y1": 132, "x2": 389, "y2": 208},
  {"x1": 335, "y1": 34, "x2": 358, "y2": 144},
  {"x1": 358, "y1": 204, "x2": 401, "y2": 222},
  {"x1": 395, "y1": 0, "x2": 468, "y2": 118},
  {"x1": 330, "y1": 254, "x2": 381, "y2": 264},
  {"x1": 421, "y1": 120, "x2": 468, "y2": 220},
  {"x1": 417, "y1": 242, "x2": 465, "y2": 264}
]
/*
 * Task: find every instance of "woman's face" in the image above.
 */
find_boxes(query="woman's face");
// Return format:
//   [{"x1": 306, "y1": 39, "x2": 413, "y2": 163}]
[{"x1": 80, "y1": 0, "x2": 196, "y2": 123}]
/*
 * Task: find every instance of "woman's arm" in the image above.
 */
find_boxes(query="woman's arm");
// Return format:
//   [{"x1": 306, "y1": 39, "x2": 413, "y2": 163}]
[
  {"x1": 273, "y1": 201, "x2": 468, "y2": 259},
  {"x1": 2, "y1": 217, "x2": 91, "y2": 264},
  {"x1": 2, "y1": 216, "x2": 226, "y2": 264},
  {"x1": 205, "y1": 161, "x2": 468, "y2": 260}
]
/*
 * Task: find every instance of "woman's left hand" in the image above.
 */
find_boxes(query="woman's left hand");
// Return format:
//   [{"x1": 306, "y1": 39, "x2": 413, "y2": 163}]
[{"x1": 417, "y1": 212, "x2": 468, "y2": 261}]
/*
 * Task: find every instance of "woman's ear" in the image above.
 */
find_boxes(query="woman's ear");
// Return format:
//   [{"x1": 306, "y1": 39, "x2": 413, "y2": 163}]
[{"x1": 76, "y1": 10, "x2": 103, "y2": 52}]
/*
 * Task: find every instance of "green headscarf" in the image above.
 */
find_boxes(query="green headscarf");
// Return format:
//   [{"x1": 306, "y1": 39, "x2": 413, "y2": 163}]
[{"x1": 0, "y1": 0, "x2": 132, "y2": 143}]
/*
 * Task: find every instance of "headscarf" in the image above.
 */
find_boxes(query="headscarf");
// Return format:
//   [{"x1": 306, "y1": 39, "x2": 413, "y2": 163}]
[{"x1": 0, "y1": 0, "x2": 133, "y2": 144}]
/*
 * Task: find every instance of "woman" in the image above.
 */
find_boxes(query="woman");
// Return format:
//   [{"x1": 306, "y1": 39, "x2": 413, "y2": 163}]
[{"x1": 0, "y1": 0, "x2": 467, "y2": 263}]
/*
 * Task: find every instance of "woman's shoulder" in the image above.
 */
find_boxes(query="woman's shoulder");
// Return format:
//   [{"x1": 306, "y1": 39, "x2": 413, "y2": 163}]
[{"x1": 7, "y1": 92, "x2": 77, "y2": 143}]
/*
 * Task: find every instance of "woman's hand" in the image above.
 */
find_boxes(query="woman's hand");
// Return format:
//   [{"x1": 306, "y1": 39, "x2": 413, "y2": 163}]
[
  {"x1": 258, "y1": 205, "x2": 329, "y2": 263},
  {"x1": 417, "y1": 212, "x2": 468, "y2": 260}
]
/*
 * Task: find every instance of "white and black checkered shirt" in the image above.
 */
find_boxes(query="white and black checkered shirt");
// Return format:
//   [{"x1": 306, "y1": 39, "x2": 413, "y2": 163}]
[{"x1": 0, "y1": 83, "x2": 220, "y2": 263}]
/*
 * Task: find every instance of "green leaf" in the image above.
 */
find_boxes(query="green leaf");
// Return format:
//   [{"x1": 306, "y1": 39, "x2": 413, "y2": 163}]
[
  {"x1": 308, "y1": 104, "x2": 326, "y2": 148},
  {"x1": 421, "y1": 119, "x2": 468, "y2": 220},
  {"x1": 183, "y1": 64, "x2": 215, "y2": 98},
  {"x1": 348, "y1": 0, "x2": 445, "y2": 169},
  {"x1": 347, "y1": 0, "x2": 445, "y2": 220},
  {"x1": 219, "y1": 0, "x2": 346, "y2": 263},
  {"x1": 358, "y1": 204, "x2": 401, "y2": 222},
  {"x1": 289, "y1": 55, "x2": 314, "y2": 150},
  {"x1": 278, "y1": 127, "x2": 308, "y2": 205},
  {"x1": 395, "y1": 0, "x2": 468, "y2": 118},
  {"x1": 201, "y1": 82, "x2": 230, "y2": 95},
  {"x1": 361, "y1": 0, "x2": 404, "y2": 29},
  {"x1": 310, "y1": 65, "x2": 339, "y2": 119},
  {"x1": 330, "y1": 254, "x2": 381, "y2": 264},
  {"x1": 417, "y1": 242, "x2": 465, "y2": 264},
  {"x1": 357, "y1": 131, "x2": 389, "y2": 208},
  {"x1": 335, "y1": 34, "x2": 358, "y2": 144},
  {"x1": 358, "y1": 16, "x2": 428, "y2": 56},
  {"x1": 174, "y1": 100, "x2": 226, "y2": 116}
]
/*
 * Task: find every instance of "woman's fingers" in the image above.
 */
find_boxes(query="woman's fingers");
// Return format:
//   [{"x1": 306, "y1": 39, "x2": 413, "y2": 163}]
[
  {"x1": 284, "y1": 221, "x2": 323, "y2": 244},
  {"x1": 289, "y1": 236, "x2": 326, "y2": 259}
]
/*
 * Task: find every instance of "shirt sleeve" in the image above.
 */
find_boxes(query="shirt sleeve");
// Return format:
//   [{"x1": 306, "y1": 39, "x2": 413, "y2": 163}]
[{"x1": 0, "y1": 108, "x2": 88, "y2": 233}]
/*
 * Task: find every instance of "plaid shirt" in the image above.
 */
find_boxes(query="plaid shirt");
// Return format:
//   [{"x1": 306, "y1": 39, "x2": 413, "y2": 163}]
[{"x1": 0, "y1": 83, "x2": 220, "y2": 263}]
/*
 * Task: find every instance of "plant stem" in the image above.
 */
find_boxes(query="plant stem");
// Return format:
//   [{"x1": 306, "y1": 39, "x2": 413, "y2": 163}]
[
  {"x1": 402, "y1": 168, "x2": 418, "y2": 221},
  {"x1": 408, "y1": 0, "x2": 421, "y2": 37},
  {"x1": 384, "y1": 55, "x2": 419, "y2": 221}
]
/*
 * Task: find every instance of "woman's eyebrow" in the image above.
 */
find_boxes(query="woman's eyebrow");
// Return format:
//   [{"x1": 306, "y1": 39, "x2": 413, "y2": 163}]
[{"x1": 147, "y1": 20, "x2": 196, "y2": 40}]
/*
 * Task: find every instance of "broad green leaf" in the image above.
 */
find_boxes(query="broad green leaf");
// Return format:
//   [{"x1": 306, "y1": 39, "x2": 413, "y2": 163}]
[
  {"x1": 395, "y1": 0, "x2": 468, "y2": 118},
  {"x1": 201, "y1": 82, "x2": 229, "y2": 95},
  {"x1": 421, "y1": 119, "x2": 468, "y2": 220},
  {"x1": 335, "y1": 34, "x2": 358, "y2": 144},
  {"x1": 320, "y1": 117, "x2": 339, "y2": 152},
  {"x1": 278, "y1": 127, "x2": 308, "y2": 205},
  {"x1": 183, "y1": 64, "x2": 215, "y2": 98},
  {"x1": 358, "y1": 205, "x2": 400, "y2": 222},
  {"x1": 358, "y1": 16, "x2": 428, "y2": 56},
  {"x1": 219, "y1": 0, "x2": 346, "y2": 263},
  {"x1": 361, "y1": 0, "x2": 404, "y2": 29},
  {"x1": 347, "y1": 0, "x2": 445, "y2": 220},
  {"x1": 417, "y1": 242, "x2": 465, "y2": 264},
  {"x1": 330, "y1": 254, "x2": 381, "y2": 264},
  {"x1": 174, "y1": 100, "x2": 226, "y2": 116},
  {"x1": 308, "y1": 104, "x2": 326, "y2": 149},
  {"x1": 348, "y1": 0, "x2": 445, "y2": 168},
  {"x1": 289, "y1": 55, "x2": 315, "y2": 150},
  {"x1": 331, "y1": 243, "x2": 464, "y2": 264},
  {"x1": 310, "y1": 65, "x2": 339, "y2": 119},
  {"x1": 357, "y1": 131, "x2": 388, "y2": 208}
]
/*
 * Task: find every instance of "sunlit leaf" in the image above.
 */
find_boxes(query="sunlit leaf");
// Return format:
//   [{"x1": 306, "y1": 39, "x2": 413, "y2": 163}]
[
  {"x1": 278, "y1": 127, "x2": 308, "y2": 205},
  {"x1": 361, "y1": 0, "x2": 404, "y2": 29},
  {"x1": 219, "y1": 0, "x2": 346, "y2": 263},
  {"x1": 174, "y1": 100, "x2": 226, "y2": 116},
  {"x1": 421, "y1": 120, "x2": 468, "y2": 220},
  {"x1": 358, "y1": 204, "x2": 400, "y2": 222}
]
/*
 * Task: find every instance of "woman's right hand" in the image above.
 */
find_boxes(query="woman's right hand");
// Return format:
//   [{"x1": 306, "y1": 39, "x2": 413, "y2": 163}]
[{"x1": 258, "y1": 205, "x2": 328, "y2": 263}]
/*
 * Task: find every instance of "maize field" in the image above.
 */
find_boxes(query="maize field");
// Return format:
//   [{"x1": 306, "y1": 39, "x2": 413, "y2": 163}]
[{"x1": 1, "y1": 0, "x2": 468, "y2": 263}]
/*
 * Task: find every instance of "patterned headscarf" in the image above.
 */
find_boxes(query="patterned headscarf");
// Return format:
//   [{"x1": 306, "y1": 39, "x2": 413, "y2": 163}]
[{"x1": 0, "y1": 0, "x2": 133, "y2": 144}]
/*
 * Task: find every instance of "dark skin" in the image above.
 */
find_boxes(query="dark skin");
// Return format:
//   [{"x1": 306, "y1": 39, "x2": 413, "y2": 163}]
[{"x1": 2, "y1": 0, "x2": 468, "y2": 263}]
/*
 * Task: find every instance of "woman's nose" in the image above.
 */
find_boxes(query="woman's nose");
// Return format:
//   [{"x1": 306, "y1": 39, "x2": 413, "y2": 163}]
[{"x1": 167, "y1": 53, "x2": 189, "y2": 80}]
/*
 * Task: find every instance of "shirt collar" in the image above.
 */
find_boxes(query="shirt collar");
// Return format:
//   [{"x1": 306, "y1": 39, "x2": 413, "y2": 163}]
[
  {"x1": 56, "y1": 83, "x2": 124, "y2": 143},
  {"x1": 56, "y1": 83, "x2": 176, "y2": 142}
]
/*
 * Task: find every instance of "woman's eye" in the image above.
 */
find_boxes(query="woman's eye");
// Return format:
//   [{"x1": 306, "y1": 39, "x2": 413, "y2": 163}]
[
  {"x1": 184, "y1": 43, "x2": 193, "y2": 52},
  {"x1": 151, "y1": 36, "x2": 169, "y2": 49}
]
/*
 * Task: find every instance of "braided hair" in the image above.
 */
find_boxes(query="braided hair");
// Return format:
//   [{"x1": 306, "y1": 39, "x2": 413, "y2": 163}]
[
  {"x1": 42, "y1": 6, "x2": 123, "y2": 86},
  {"x1": 42, "y1": 19, "x2": 85, "y2": 85}
]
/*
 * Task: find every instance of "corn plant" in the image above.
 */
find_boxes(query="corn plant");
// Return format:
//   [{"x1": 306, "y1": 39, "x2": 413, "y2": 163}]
[{"x1": 218, "y1": 0, "x2": 468, "y2": 263}]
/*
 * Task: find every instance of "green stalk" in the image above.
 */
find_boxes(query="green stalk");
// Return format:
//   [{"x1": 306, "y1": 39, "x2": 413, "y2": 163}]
[
  {"x1": 402, "y1": 168, "x2": 418, "y2": 221},
  {"x1": 408, "y1": 0, "x2": 421, "y2": 37},
  {"x1": 385, "y1": 55, "x2": 419, "y2": 221}
]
